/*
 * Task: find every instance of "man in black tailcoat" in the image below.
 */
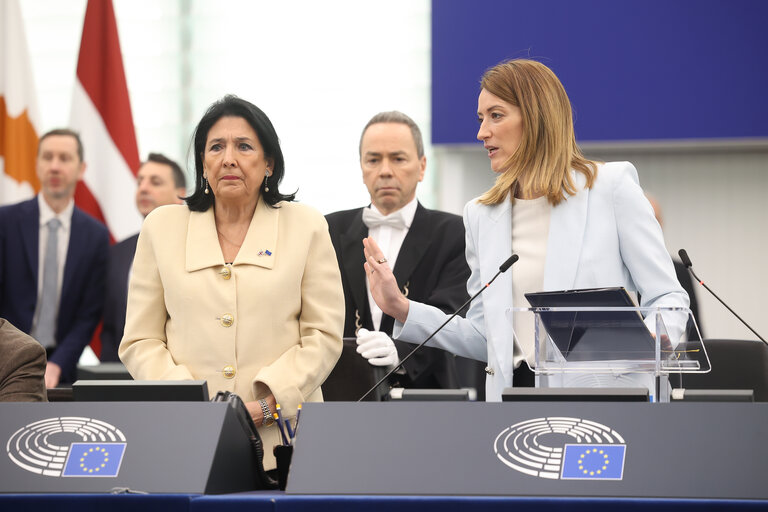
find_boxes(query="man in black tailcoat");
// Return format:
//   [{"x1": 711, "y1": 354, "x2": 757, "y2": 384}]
[{"x1": 325, "y1": 111, "x2": 485, "y2": 399}]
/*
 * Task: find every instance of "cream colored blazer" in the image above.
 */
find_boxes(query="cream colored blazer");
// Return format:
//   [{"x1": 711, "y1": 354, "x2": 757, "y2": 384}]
[{"x1": 119, "y1": 200, "x2": 344, "y2": 468}]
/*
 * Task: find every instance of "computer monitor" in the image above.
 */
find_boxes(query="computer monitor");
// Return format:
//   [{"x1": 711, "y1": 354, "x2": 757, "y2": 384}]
[
  {"x1": 76, "y1": 362, "x2": 132, "y2": 380},
  {"x1": 392, "y1": 388, "x2": 476, "y2": 401},
  {"x1": 502, "y1": 387, "x2": 650, "y2": 402},
  {"x1": 670, "y1": 389, "x2": 754, "y2": 402},
  {"x1": 72, "y1": 380, "x2": 210, "y2": 401}
]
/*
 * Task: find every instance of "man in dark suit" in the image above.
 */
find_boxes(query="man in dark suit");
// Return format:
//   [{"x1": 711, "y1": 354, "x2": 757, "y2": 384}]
[
  {"x1": 325, "y1": 111, "x2": 484, "y2": 399},
  {"x1": 0, "y1": 129, "x2": 109, "y2": 387},
  {"x1": 100, "y1": 153, "x2": 186, "y2": 361}
]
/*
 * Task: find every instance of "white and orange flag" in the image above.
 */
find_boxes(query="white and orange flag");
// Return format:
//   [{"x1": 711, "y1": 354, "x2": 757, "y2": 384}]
[
  {"x1": 70, "y1": 0, "x2": 142, "y2": 243},
  {"x1": 0, "y1": 0, "x2": 41, "y2": 205}
]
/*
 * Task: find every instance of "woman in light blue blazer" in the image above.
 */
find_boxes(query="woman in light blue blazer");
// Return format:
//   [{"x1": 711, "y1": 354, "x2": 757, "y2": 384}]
[{"x1": 363, "y1": 59, "x2": 689, "y2": 401}]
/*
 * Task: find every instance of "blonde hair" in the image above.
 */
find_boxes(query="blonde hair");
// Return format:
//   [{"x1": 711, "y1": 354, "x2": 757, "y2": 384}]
[{"x1": 478, "y1": 59, "x2": 597, "y2": 206}]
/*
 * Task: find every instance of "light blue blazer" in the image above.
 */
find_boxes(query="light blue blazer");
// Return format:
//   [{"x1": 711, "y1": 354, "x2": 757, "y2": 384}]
[{"x1": 394, "y1": 162, "x2": 689, "y2": 401}]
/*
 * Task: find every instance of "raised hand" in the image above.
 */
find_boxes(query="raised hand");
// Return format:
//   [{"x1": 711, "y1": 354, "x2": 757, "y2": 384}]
[{"x1": 362, "y1": 237, "x2": 409, "y2": 323}]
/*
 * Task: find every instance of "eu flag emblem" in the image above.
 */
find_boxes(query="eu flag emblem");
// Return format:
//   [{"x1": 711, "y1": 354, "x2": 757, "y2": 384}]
[
  {"x1": 62, "y1": 443, "x2": 127, "y2": 477},
  {"x1": 560, "y1": 444, "x2": 626, "y2": 480}
]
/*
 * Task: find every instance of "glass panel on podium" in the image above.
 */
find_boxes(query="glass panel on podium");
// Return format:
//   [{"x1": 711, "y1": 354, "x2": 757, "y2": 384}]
[{"x1": 508, "y1": 306, "x2": 708, "y2": 402}]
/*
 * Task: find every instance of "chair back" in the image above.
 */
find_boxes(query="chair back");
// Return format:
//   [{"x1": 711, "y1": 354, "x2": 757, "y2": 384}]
[{"x1": 680, "y1": 338, "x2": 768, "y2": 401}]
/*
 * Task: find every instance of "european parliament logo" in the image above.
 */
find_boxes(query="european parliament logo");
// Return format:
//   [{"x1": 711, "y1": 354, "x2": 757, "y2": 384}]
[
  {"x1": 6, "y1": 417, "x2": 127, "y2": 478},
  {"x1": 494, "y1": 417, "x2": 626, "y2": 481},
  {"x1": 62, "y1": 443, "x2": 126, "y2": 477},
  {"x1": 561, "y1": 444, "x2": 626, "y2": 480}
]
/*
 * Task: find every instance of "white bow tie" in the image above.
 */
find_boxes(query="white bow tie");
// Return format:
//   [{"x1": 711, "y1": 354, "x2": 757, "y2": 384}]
[{"x1": 362, "y1": 208, "x2": 408, "y2": 230}]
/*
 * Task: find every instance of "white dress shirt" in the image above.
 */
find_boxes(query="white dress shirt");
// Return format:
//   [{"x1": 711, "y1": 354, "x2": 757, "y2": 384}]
[{"x1": 365, "y1": 197, "x2": 418, "y2": 330}]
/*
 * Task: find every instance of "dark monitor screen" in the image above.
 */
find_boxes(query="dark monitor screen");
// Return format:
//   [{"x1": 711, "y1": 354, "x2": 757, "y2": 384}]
[
  {"x1": 397, "y1": 389, "x2": 475, "y2": 401},
  {"x1": 76, "y1": 362, "x2": 132, "y2": 380},
  {"x1": 502, "y1": 387, "x2": 649, "y2": 402},
  {"x1": 72, "y1": 380, "x2": 210, "y2": 402},
  {"x1": 671, "y1": 389, "x2": 754, "y2": 403}
]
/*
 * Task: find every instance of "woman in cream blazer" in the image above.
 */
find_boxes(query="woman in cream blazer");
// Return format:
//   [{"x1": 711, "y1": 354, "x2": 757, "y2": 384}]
[
  {"x1": 120, "y1": 96, "x2": 343, "y2": 469},
  {"x1": 363, "y1": 60, "x2": 688, "y2": 402}
]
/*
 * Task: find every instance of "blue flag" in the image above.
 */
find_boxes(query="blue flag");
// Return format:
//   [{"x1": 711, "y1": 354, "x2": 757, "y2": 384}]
[
  {"x1": 560, "y1": 444, "x2": 626, "y2": 480},
  {"x1": 62, "y1": 443, "x2": 127, "y2": 477}
]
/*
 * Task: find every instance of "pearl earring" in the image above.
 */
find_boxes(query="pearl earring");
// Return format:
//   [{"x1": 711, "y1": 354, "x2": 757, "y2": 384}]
[
  {"x1": 264, "y1": 171, "x2": 270, "y2": 192},
  {"x1": 204, "y1": 177, "x2": 209, "y2": 194}
]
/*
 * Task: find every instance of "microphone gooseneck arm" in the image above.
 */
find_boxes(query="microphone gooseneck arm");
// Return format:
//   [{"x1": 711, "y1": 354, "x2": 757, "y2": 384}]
[
  {"x1": 678, "y1": 249, "x2": 766, "y2": 344},
  {"x1": 358, "y1": 254, "x2": 519, "y2": 401}
]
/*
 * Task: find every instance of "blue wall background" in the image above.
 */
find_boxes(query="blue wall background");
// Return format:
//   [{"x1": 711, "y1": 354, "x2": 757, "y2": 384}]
[{"x1": 432, "y1": 0, "x2": 768, "y2": 144}]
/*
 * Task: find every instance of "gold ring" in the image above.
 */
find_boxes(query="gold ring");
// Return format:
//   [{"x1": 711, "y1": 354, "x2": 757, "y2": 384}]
[{"x1": 377, "y1": 258, "x2": 387, "y2": 264}]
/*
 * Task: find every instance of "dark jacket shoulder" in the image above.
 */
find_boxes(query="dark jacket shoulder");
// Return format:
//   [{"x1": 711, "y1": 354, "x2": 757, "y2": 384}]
[
  {"x1": 325, "y1": 207, "x2": 364, "y2": 230},
  {"x1": 72, "y1": 206, "x2": 111, "y2": 239}
]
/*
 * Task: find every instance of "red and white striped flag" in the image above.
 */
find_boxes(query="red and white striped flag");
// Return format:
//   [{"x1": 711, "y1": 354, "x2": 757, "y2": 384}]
[
  {"x1": 0, "y1": 0, "x2": 41, "y2": 205},
  {"x1": 70, "y1": 0, "x2": 142, "y2": 242}
]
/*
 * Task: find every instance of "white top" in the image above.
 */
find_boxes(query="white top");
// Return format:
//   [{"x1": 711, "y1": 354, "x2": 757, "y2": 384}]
[
  {"x1": 509, "y1": 195, "x2": 551, "y2": 367},
  {"x1": 365, "y1": 197, "x2": 418, "y2": 330},
  {"x1": 31, "y1": 194, "x2": 74, "y2": 333}
]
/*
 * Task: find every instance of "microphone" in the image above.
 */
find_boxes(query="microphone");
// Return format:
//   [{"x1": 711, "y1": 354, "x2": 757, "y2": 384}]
[
  {"x1": 677, "y1": 249, "x2": 693, "y2": 269},
  {"x1": 358, "y1": 254, "x2": 519, "y2": 401},
  {"x1": 678, "y1": 249, "x2": 766, "y2": 344}
]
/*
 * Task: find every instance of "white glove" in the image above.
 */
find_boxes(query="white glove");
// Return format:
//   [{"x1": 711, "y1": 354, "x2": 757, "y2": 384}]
[{"x1": 356, "y1": 328, "x2": 399, "y2": 368}]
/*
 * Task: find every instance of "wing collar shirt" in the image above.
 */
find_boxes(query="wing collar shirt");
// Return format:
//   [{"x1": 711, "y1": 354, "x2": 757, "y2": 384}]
[{"x1": 364, "y1": 197, "x2": 418, "y2": 330}]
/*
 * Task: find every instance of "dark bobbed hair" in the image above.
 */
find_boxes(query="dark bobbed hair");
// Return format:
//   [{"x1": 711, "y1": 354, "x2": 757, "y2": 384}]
[{"x1": 186, "y1": 95, "x2": 295, "y2": 211}]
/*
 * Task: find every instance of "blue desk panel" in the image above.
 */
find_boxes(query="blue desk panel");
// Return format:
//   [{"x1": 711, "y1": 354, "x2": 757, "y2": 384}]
[
  {"x1": 189, "y1": 492, "x2": 277, "y2": 512},
  {"x1": 2, "y1": 493, "x2": 766, "y2": 511},
  {"x1": 0, "y1": 493, "x2": 194, "y2": 512}
]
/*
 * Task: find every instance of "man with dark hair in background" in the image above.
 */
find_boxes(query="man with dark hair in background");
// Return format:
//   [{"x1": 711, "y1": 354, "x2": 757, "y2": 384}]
[
  {"x1": 100, "y1": 153, "x2": 186, "y2": 361},
  {"x1": 0, "y1": 128, "x2": 109, "y2": 387},
  {"x1": 324, "y1": 111, "x2": 485, "y2": 400}
]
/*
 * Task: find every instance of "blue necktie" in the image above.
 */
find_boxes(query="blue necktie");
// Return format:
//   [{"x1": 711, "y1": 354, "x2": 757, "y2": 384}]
[{"x1": 33, "y1": 218, "x2": 61, "y2": 348}]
